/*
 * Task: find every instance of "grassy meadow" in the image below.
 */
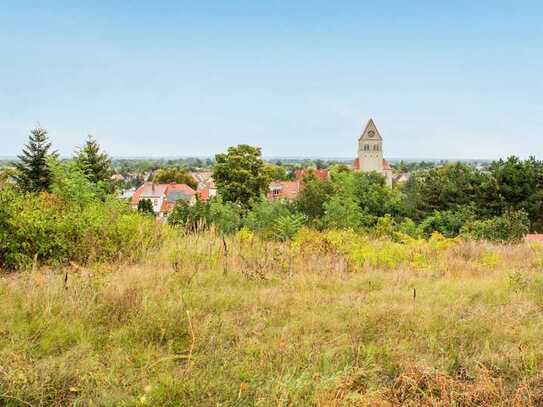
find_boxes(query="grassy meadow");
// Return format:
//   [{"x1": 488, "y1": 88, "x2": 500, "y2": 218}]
[{"x1": 2, "y1": 230, "x2": 543, "y2": 406}]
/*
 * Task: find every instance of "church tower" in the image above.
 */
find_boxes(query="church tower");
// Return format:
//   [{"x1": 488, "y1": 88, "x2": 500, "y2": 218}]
[
  {"x1": 354, "y1": 118, "x2": 393, "y2": 186},
  {"x1": 357, "y1": 118, "x2": 383, "y2": 172}
]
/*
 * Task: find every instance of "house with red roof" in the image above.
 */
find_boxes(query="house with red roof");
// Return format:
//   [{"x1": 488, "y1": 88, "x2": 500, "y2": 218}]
[
  {"x1": 190, "y1": 171, "x2": 217, "y2": 200},
  {"x1": 267, "y1": 180, "x2": 302, "y2": 201},
  {"x1": 132, "y1": 182, "x2": 197, "y2": 219},
  {"x1": 294, "y1": 169, "x2": 329, "y2": 181}
]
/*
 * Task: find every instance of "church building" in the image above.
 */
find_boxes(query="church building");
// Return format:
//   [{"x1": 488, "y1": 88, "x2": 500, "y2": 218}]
[{"x1": 353, "y1": 118, "x2": 393, "y2": 186}]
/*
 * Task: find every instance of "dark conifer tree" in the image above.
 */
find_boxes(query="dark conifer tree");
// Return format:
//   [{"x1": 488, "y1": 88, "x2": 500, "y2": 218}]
[
  {"x1": 75, "y1": 135, "x2": 113, "y2": 184},
  {"x1": 14, "y1": 127, "x2": 57, "y2": 193},
  {"x1": 137, "y1": 198, "x2": 155, "y2": 216}
]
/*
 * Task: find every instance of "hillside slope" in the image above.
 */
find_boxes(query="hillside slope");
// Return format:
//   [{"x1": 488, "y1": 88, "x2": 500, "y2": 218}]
[{"x1": 2, "y1": 232, "x2": 543, "y2": 406}]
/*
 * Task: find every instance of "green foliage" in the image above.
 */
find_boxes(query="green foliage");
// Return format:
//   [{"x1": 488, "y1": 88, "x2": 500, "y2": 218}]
[
  {"x1": 328, "y1": 163, "x2": 352, "y2": 175},
  {"x1": 294, "y1": 176, "x2": 335, "y2": 224},
  {"x1": 14, "y1": 127, "x2": 58, "y2": 193},
  {"x1": 0, "y1": 162, "x2": 163, "y2": 270},
  {"x1": 402, "y1": 163, "x2": 502, "y2": 221},
  {"x1": 490, "y1": 156, "x2": 543, "y2": 231},
  {"x1": 137, "y1": 199, "x2": 155, "y2": 216},
  {"x1": 48, "y1": 158, "x2": 107, "y2": 206},
  {"x1": 153, "y1": 167, "x2": 197, "y2": 189},
  {"x1": 208, "y1": 197, "x2": 242, "y2": 234},
  {"x1": 323, "y1": 195, "x2": 364, "y2": 230},
  {"x1": 334, "y1": 171, "x2": 402, "y2": 224},
  {"x1": 168, "y1": 199, "x2": 209, "y2": 231},
  {"x1": 461, "y1": 210, "x2": 530, "y2": 243},
  {"x1": 213, "y1": 144, "x2": 270, "y2": 208},
  {"x1": 401, "y1": 158, "x2": 543, "y2": 234},
  {"x1": 244, "y1": 199, "x2": 291, "y2": 238},
  {"x1": 263, "y1": 164, "x2": 288, "y2": 181},
  {"x1": 420, "y1": 207, "x2": 476, "y2": 238},
  {"x1": 75, "y1": 135, "x2": 113, "y2": 187},
  {"x1": 272, "y1": 213, "x2": 306, "y2": 241}
]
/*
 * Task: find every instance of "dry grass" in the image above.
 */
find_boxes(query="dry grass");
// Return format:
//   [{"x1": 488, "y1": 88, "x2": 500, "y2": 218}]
[{"x1": 1, "y1": 232, "x2": 543, "y2": 406}]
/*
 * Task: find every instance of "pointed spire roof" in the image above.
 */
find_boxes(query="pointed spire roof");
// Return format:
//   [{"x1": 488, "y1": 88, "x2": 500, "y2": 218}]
[{"x1": 358, "y1": 118, "x2": 383, "y2": 141}]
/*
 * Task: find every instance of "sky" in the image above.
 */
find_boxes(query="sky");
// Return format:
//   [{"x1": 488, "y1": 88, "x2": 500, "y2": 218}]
[{"x1": 1, "y1": 0, "x2": 542, "y2": 159}]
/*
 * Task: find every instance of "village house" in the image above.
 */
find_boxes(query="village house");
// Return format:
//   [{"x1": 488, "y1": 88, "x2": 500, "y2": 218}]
[
  {"x1": 190, "y1": 171, "x2": 217, "y2": 199},
  {"x1": 294, "y1": 168, "x2": 329, "y2": 181},
  {"x1": 131, "y1": 182, "x2": 198, "y2": 219},
  {"x1": 268, "y1": 180, "x2": 302, "y2": 201},
  {"x1": 267, "y1": 169, "x2": 329, "y2": 201}
]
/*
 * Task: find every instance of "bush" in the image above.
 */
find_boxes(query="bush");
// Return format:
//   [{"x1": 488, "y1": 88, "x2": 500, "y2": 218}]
[
  {"x1": 0, "y1": 163, "x2": 164, "y2": 271},
  {"x1": 168, "y1": 199, "x2": 209, "y2": 231},
  {"x1": 137, "y1": 198, "x2": 154, "y2": 216},
  {"x1": 244, "y1": 199, "x2": 291, "y2": 238},
  {"x1": 208, "y1": 197, "x2": 242, "y2": 234},
  {"x1": 420, "y1": 207, "x2": 475, "y2": 238},
  {"x1": 322, "y1": 195, "x2": 365, "y2": 230},
  {"x1": 461, "y1": 210, "x2": 529, "y2": 243},
  {"x1": 272, "y1": 213, "x2": 306, "y2": 241}
]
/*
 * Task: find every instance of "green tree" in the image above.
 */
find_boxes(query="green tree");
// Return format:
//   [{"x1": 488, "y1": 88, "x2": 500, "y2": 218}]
[
  {"x1": 263, "y1": 164, "x2": 288, "y2": 181},
  {"x1": 294, "y1": 176, "x2": 336, "y2": 225},
  {"x1": 272, "y1": 213, "x2": 306, "y2": 241},
  {"x1": 75, "y1": 136, "x2": 113, "y2": 185},
  {"x1": 14, "y1": 127, "x2": 57, "y2": 192},
  {"x1": 461, "y1": 210, "x2": 529, "y2": 243},
  {"x1": 208, "y1": 197, "x2": 242, "y2": 234},
  {"x1": 402, "y1": 163, "x2": 502, "y2": 221},
  {"x1": 168, "y1": 199, "x2": 209, "y2": 231},
  {"x1": 153, "y1": 167, "x2": 197, "y2": 189},
  {"x1": 332, "y1": 171, "x2": 402, "y2": 224},
  {"x1": 244, "y1": 199, "x2": 291, "y2": 238},
  {"x1": 213, "y1": 144, "x2": 270, "y2": 208},
  {"x1": 490, "y1": 156, "x2": 543, "y2": 231},
  {"x1": 137, "y1": 199, "x2": 154, "y2": 216},
  {"x1": 323, "y1": 195, "x2": 363, "y2": 230},
  {"x1": 48, "y1": 158, "x2": 101, "y2": 207},
  {"x1": 419, "y1": 206, "x2": 476, "y2": 238}
]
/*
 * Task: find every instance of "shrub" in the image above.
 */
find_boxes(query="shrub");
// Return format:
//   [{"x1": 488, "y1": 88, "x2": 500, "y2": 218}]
[
  {"x1": 137, "y1": 198, "x2": 154, "y2": 216},
  {"x1": 272, "y1": 213, "x2": 306, "y2": 241},
  {"x1": 168, "y1": 199, "x2": 209, "y2": 231},
  {"x1": 0, "y1": 163, "x2": 164, "y2": 271},
  {"x1": 420, "y1": 207, "x2": 475, "y2": 238},
  {"x1": 244, "y1": 199, "x2": 291, "y2": 238},
  {"x1": 208, "y1": 197, "x2": 242, "y2": 234},
  {"x1": 323, "y1": 195, "x2": 364, "y2": 230},
  {"x1": 461, "y1": 210, "x2": 529, "y2": 243}
]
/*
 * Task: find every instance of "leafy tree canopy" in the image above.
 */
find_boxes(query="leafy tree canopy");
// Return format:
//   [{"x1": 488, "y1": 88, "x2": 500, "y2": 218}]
[
  {"x1": 213, "y1": 144, "x2": 270, "y2": 208},
  {"x1": 263, "y1": 164, "x2": 288, "y2": 181},
  {"x1": 153, "y1": 167, "x2": 197, "y2": 189}
]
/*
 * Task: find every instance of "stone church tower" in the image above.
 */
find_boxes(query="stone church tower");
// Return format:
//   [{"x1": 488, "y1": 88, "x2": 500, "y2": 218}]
[{"x1": 353, "y1": 118, "x2": 393, "y2": 186}]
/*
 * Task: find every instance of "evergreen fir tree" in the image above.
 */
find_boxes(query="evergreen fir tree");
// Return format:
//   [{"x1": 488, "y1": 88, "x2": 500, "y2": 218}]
[
  {"x1": 75, "y1": 135, "x2": 113, "y2": 184},
  {"x1": 14, "y1": 127, "x2": 57, "y2": 192}
]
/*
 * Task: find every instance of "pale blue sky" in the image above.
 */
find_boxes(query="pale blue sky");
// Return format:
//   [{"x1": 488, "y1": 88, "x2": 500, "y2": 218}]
[{"x1": 1, "y1": 1, "x2": 542, "y2": 159}]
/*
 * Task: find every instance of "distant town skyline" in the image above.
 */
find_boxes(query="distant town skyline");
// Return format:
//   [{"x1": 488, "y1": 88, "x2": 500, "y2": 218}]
[{"x1": 1, "y1": 1, "x2": 542, "y2": 159}]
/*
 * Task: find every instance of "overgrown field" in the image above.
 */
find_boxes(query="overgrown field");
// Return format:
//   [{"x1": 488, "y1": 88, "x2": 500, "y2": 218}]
[{"x1": 2, "y1": 231, "x2": 543, "y2": 406}]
